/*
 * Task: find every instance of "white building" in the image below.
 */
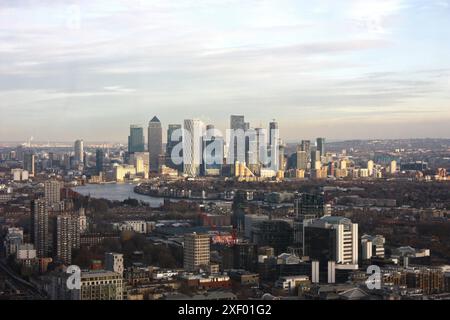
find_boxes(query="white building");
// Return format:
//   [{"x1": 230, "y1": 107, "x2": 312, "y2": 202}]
[
  {"x1": 4, "y1": 227, "x2": 24, "y2": 256},
  {"x1": 16, "y1": 243, "x2": 37, "y2": 260},
  {"x1": 114, "y1": 220, "x2": 148, "y2": 234},
  {"x1": 105, "y1": 252, "x2": 124, "y2": 276},
  {"x1": 275, "y1": 275, "x2": 309, "y2": 294},
  {"x1": 361, "y1": 234, "x2": 385, "y2": 260},
  {"x1": 11, "y1": 169, "x2": 29, "y2": 182},
  {"x1": 183, "y1": 119, "x2": 205, "y2": 177}
]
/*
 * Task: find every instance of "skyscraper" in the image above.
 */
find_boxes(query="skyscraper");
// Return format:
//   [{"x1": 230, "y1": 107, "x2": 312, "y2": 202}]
[
  {"x1": 183, "y1": 119, "x2": 204, "y2": 177},
  {"x1": 202, "y1": 124, "x2": 223, "y2": 176},
  {"x1": 148, "y1": 116, "x2": 163, "y2": 172},
  {"x1": 300, "y1": 140, "x2": 311, "y2": 164},
  {"x1": 296, "y1": 150, "x2": 308, "y2": 170},
  {"x1": 316, "y1": 137, "x2": 326, "y2": 157},
  {"x1": 55, "y1": 214, "x2": 77, "y2": 264},
  {"x1": 230, "y1": 115, "x2": 245, "y2": 131},
  {"x1": 311, "y1": 149, "x2": 321, "y2": 170},
  {"x1": 44, "y1": 180, "x2": 63, "y2": 208},
  {"x1": 183, "y1": 233, "x2": 210, "y2": 272},
  {"x1": 230, "y1": 115, "x2": 246, "y2": 164},
  {"x1": 269, "y1": 120, "x2": 278, "y2": 146},
  {"x1": 24, "y1": 153, "x2": 35, "y2": 176},
  {"x1": 166, "y1": 124, "x2": 182, "y2": 170},
  {"x1": 74, "y1": 140, "x2": 84, "y2": 164},
  {"x1": 95, "y1": 149, "x2": 104, "y2": 174},
  {"x1": 128, "y1": 125, "x2": 145, "y2": 153},
  {"x1": 31, "y1": 199, "x2": 49, "y2": 258}
]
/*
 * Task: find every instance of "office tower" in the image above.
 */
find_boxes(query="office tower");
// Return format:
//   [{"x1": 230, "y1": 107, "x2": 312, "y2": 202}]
[
  {"x1": 252, "y1": 220, "x2": 293, "y2": 255},
  {"x1": 55, "y1": 214, "x2": 76, "y2": 264},
  {"x1": 183, "y1": 119, "x2": 204, "y2": 177},
  {"x1": 296, "y1": 151, "x2": 308, "y2": 170},
  {"x1": 316, "y1": 137, "x2": 326, "y2": 157},
  {"x1": 367, "y1": 160, "x2": 374, "y2": 176},
  {"x1": 311, "y1": 149, "x2": 321, "y2": 170},
  {"x1": 361, "y1": 234, "x2": 385, "y2": 260},
  {"x1": 202, "y1": 124, "x2": 223, "y2": 176},
  {"x1": 295, "y1": 193, "x2": 327, "y2": 219},
  {"x1": 105, "y1": 252, "x2": 124, "y2": 276},
  {"x1": 74, "y1": 140, "x2": 84, "y2": 164},
  {"x1": 44, "y1": 180, "x2": 63, "y2": 207},
  {"x1": 300, "y1": 140, "x2": 311, "y2": 165},
  {"x1": 31, "y1": 199, "x2": 49, "y2": 258},
  {"x1": 148, "y1": 116, "x2": 163, "y2": 172},
  {"x1": 95, "y1": 149, "x2": 104, "y2": 174},
  {"x1": 304, "y1": 216, "x2": 358, "y2": 266},
  {"x1": 390, "y1": 160, "x2": 397, "y2": 174},
  {"x1": 230, "y1": 115, "x2": 246, "y2": 131},
  {"x1": 166, "y1": 124, "x2": 182, "y2": 170},
  {"x1": 128, "y1": 125, "x2": 145, "y2": 153},
  {"x1": 278, "y1": 141, "x2": 285, "y2": 171},
  {"x1": 24, "y1": 153, "x2": 35, "y2": 176},
  {"x1": 230, "y1": 115, "x2": 246, "y2": 164},
  {"x1": 183, "y1": 233, "x2": 210, "y2": 272},
  {"x1": 254, "y1": 127, "x2": 266, "y2": 166},
  {"x1": 269, "y1": 120, "x2": 278, "y2": 146}
]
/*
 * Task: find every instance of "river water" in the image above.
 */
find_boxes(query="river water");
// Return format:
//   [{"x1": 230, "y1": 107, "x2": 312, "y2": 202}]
[{"x1": 72, "y1": 183, "x2": 165, "y2": 208}]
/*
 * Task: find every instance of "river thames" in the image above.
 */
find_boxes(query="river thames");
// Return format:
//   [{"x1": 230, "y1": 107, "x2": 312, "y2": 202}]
[{"x1": 72, "y1": 183, "x2": 165, "y2": 208}]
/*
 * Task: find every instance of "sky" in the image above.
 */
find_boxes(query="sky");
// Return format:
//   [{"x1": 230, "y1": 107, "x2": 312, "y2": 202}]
[{"x1": 0, "y1": 0, "x2": 449, "y2": 142}]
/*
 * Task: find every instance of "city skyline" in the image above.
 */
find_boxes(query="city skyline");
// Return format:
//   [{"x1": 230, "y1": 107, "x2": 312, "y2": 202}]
[{"x1": 1, "y1": 0, "x2": 450, "y2": 142}]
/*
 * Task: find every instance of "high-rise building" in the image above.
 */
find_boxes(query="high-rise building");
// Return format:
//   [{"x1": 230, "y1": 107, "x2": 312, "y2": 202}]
[
  {"x1": 148, "y1": 116, "x2": 163, "y2": 172},
  {"x1": 166, "y1": 124, "x2": 182, "y2": 170},
  {"x1": 230, "y1": 115, "x2": 245, "y2": 131},
  {"x1": 202, "y1": 124, "x2": 223, "y2": 176},
  {"x1": 316, "y1": 138, "x2": 326, "y2": 157},
  {"x1": 300, "y1": 140, "x2": 311, "y2": 164},
  {"x1": 105, "y1": 252, "x2": 124, "y2": 276},
  {"x1": 304, "y1": 216, "x2": 358, "y2": 266},
  {"x1": 311, "y1": 149, "x2": 321, "y2": 170},
  {"x1": 183, "y1": 119, "x2": 204, "y2": 177},
  {"x1": 296, "y1": 150, "x2": 308, "y2": 170},
  {"x1": 128, "y1": 125, "x2": 145, "y2": 153},
  {"x1": 390, "y1": 160, "x2": 397, "y2": 174},
  {"x1": 44, "y1": 180, "x2": 63, "y2": 207},
  {"x1": 24, "y1": 153, "x2": 35, "y2": 176},
  {"x1": 269, "y1": 120, "x2": 278, "y2": 146},
  {"x1": 31, "y1": 199, "x2": 49, "y2": 258},
  {"x1": 183, "y1": 233, "x2": 210, "y2": 272},
  {"x1": 54, "y1": 214, "x2": 77, "y2": 264},
  {"x1": 74, "y1": 140, "x2": 84, "y2": 164},
  {"x1": 278, "y1": 141, "x2": 285, "y2": 171},
  {"x1": 95, "y1": 149, "x2": 104, "y2": 174},
  {"x1": 230, "y1": 115, "x2": 246, "y2": 164},
  {"x1": 367, "y1": 160, "x2": 374, "y2": 176}
]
